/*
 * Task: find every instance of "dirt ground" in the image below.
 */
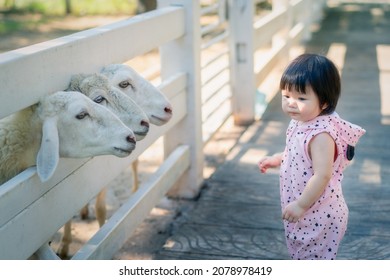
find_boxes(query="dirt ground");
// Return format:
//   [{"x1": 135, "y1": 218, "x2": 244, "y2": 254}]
[{"x1": 0, "y1": 14, "x2": 130, "y2": 53}]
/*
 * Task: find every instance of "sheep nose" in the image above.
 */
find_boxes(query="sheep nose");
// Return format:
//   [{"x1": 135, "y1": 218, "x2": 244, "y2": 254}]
[
  {"x1": 141, "y1": 119, "x2": 149, "y2": 128},
  {"x1": 126, "y1": 135, "x2": 136, "y2": 144},
  {"x1": 164, "y1": 106, "x2": 173, "y2": 114}
]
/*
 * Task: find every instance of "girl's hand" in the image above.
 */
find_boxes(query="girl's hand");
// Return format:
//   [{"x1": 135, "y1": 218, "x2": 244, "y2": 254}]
[
  {"x1": 258, "y1": 157, "x2": 271, "y2": 173},
  {"x1": 258, "y1": 153, "x2": 282, "y2": 173},
  {"x1": 282, "y1": 201, "x2": 306, "y2": 223}
]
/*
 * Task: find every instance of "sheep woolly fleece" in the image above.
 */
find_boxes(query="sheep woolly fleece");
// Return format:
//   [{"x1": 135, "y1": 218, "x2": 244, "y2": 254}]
[
  {"x1": 0, "y1": 106, "x2": 42, "y2": 185},
  {"x1": 0, "y1": 91, "x2": 136, "y2": 185}
]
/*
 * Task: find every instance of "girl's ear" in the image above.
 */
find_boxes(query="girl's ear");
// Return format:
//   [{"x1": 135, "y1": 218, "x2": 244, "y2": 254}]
[
  {"x1": 321, "y1": 103, "x2": 329, "y2": 111},
  {"x1": 36, "y1": 117, "x2": 60, "y2": 182}
]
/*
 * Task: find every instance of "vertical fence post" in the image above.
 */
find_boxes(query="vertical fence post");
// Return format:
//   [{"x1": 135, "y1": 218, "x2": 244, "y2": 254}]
[
  {"x1": 159, "y1": 0, "x2": 203, "y2": 199},
  {"x1": 228, "y1": 0, "x2": 256, "y2": 126},
  {"x1": 273, "y1": 0, "x2": 287, "y2": 10},
  {"x1": 311, "y1": 0, "x2": 326, "y2": 24},
  {"x1": 303, "y1": 0, "x2": 313, "y2": 42}
]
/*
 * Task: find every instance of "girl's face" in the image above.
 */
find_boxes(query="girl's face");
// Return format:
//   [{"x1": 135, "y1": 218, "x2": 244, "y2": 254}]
[{"x1": 281, "y1": 85, "x2": 325, "y2": 122}]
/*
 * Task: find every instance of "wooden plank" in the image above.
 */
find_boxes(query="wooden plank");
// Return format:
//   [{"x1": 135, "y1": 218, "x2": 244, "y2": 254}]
[
  {"x1": 338, "y1": 233, "x2": 390, "y2": 260},
  {"x1": 254, "y1": 40, "x2": 287, "y2": 87},
  {"x1": 291, "y1": 0, "x2": 305, "y2": 20},
  {"x1": 202, "y1": 97, "x2": 231, "y2": 145},
  {"x1": 379, "y1": 72, "x2": 390, "y2": 123},
  {"x1": 159, "y1": 228, "x2": 390, "y2": 260},
  {"x1": 158, "y1": 224, "x2": 289, "y2": 260},
  {"x1": 202, "y1": 84, "x2": 231, "y2": 121},
  {"x1": 159, "y1": 72, "x2": 187, "y2": 100},
  {"x1": 72, "y1": 145, "x2": 190, "y2": 259},
  {"x1": 289, "y1": 22, "x2": 304, "y2": 46},
  {"x1": 0, "y1": 159, "x2": 88, "y2": 226},
  {"x1": 201, "y1": 180, "x2": 280, "y2": 205},
  {"x1": 0, "y1": 6, "x2": 185, "y2": 119},
  {"x1": 181, "y1": 200, "x2": 283, "y2": 230},
  {"x1": 253, "y1": 8, "x2": 287, "y2": 50},
  {"x1": 157, "y1": 251, "x2": 244, "y2": 260},
  {"x1": 201, "y1": 56, "x2": 229, "y2": 98}
]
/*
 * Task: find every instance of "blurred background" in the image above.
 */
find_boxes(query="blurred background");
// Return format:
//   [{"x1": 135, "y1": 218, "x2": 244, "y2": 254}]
[{"x1": 0, "y1": 0, "x2": 159, "y2": 52}]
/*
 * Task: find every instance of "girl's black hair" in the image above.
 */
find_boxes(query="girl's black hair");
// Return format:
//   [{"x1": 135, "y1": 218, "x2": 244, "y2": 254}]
[{"x1": 280, "y1": 53, "x2": 341, "y2": 115}]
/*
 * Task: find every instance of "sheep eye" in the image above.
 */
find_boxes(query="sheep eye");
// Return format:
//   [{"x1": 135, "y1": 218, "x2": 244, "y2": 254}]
[
  {"x1": 76, "y1": 111, "x2": 89, "y2": 120},
  {"x1": 93, "y1": 95, "x2": 106, "y2": 104},
  {"x1": 118, "y1": 81, "x2": 132, "y2": 89}
]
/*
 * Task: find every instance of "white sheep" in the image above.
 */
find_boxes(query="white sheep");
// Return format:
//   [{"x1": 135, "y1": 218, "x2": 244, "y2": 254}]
[
  {"x1": 102, "y1": 63, "x2": 173, "y2": 194},
  {"x1": 101, "y1": 64, "x2": 173, "y2": 126},
  {"x1": 57, "y1": 64, "x2": 174, "y2": 258},
  {"x1": 101, "y1": 63, "x2": 173, "y2": 191},
  {"x1": 0, "y1": 90, "x2": 136, "y2": 186},
  {"x1": 67, "y1": 73, "x2": 150, "y2": 141},
  {"x1": 57, "y1": 72, "x2": 153, "y2": 258}
]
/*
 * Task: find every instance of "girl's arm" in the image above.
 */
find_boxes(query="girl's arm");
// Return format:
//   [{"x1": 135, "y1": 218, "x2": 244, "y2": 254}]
[
  {"x1": 258, "y1": 152, "x2": 283, "y2": 173},
  {"x1": 282, "y1": 132, "x2": 335, "y2": 223}
]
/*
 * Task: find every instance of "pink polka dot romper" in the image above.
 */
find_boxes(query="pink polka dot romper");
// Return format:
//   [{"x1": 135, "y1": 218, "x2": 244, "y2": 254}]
[{"x1": 280, "y1": 112, "x2": 365, "y2": 260}]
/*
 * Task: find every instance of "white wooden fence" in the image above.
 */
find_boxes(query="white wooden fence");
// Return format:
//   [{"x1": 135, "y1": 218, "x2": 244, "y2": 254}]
[{"x1": 0, "y1": 0, "x2": 326, "y2": 259}]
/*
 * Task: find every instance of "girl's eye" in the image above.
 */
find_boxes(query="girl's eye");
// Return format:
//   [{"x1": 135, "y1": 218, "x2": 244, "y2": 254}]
[
  {"x1": 76, "y1": 111, "x2": 89, "y2": 120},
  {"x1": 93, "y1": 95, "x2": 106, "y2": 104},
  {"x1": 298, "y1": 97, "x2": 306, "y2": 101},
  {"x1": 118, "y1": 81, "x2": 132, "y2": 89}
]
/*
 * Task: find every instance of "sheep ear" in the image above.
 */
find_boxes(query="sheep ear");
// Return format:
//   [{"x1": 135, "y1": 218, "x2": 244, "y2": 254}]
[
  {"x1": 36, "y1": 117, "x2": 60, "y2": 182},
  {"x1": 67, "y1": 74, "x2": 85, "y2": 91}
]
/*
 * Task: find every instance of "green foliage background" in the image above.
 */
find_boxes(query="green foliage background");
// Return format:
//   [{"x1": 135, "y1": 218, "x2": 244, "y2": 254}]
[{"x1": 0, "y1": 0, "x2": 137, "y2": 15}]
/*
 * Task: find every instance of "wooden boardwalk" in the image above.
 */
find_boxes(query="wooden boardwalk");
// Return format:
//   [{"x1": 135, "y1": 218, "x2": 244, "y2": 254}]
[{"x1": 116, "y1": 2, "x2": 390, "y2": 260}]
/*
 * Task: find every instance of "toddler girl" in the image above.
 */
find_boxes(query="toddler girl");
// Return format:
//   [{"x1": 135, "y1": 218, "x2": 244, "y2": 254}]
[{"x1": 258, "y1": 53, "x2": 365, "y2": 259}]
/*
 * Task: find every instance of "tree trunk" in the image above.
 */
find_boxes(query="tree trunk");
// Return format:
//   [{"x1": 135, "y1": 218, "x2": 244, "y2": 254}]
[
  {"x1": 136, "y1": 0, "x2": 157, "y2": 14},
  {"x1": 65, "y1": 0, "x2": 72, "y2": 14}
]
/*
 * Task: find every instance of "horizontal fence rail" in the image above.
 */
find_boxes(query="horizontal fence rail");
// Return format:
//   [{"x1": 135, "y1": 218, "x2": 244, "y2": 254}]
[{"x1": 0, "y1": 6, "x2": 185, "y2": 120}]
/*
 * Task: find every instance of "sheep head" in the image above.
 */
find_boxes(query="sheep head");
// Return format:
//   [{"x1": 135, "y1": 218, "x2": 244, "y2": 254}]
[
  {"x1": 101, "y1": 64, "x2": 173, "y2": 126},
  {"x1": 67, "y1": 73, "x2": 149, "y2": 141},
  {"x1": 36, "y1": 91, "x2": 136, "y2": 181}
]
